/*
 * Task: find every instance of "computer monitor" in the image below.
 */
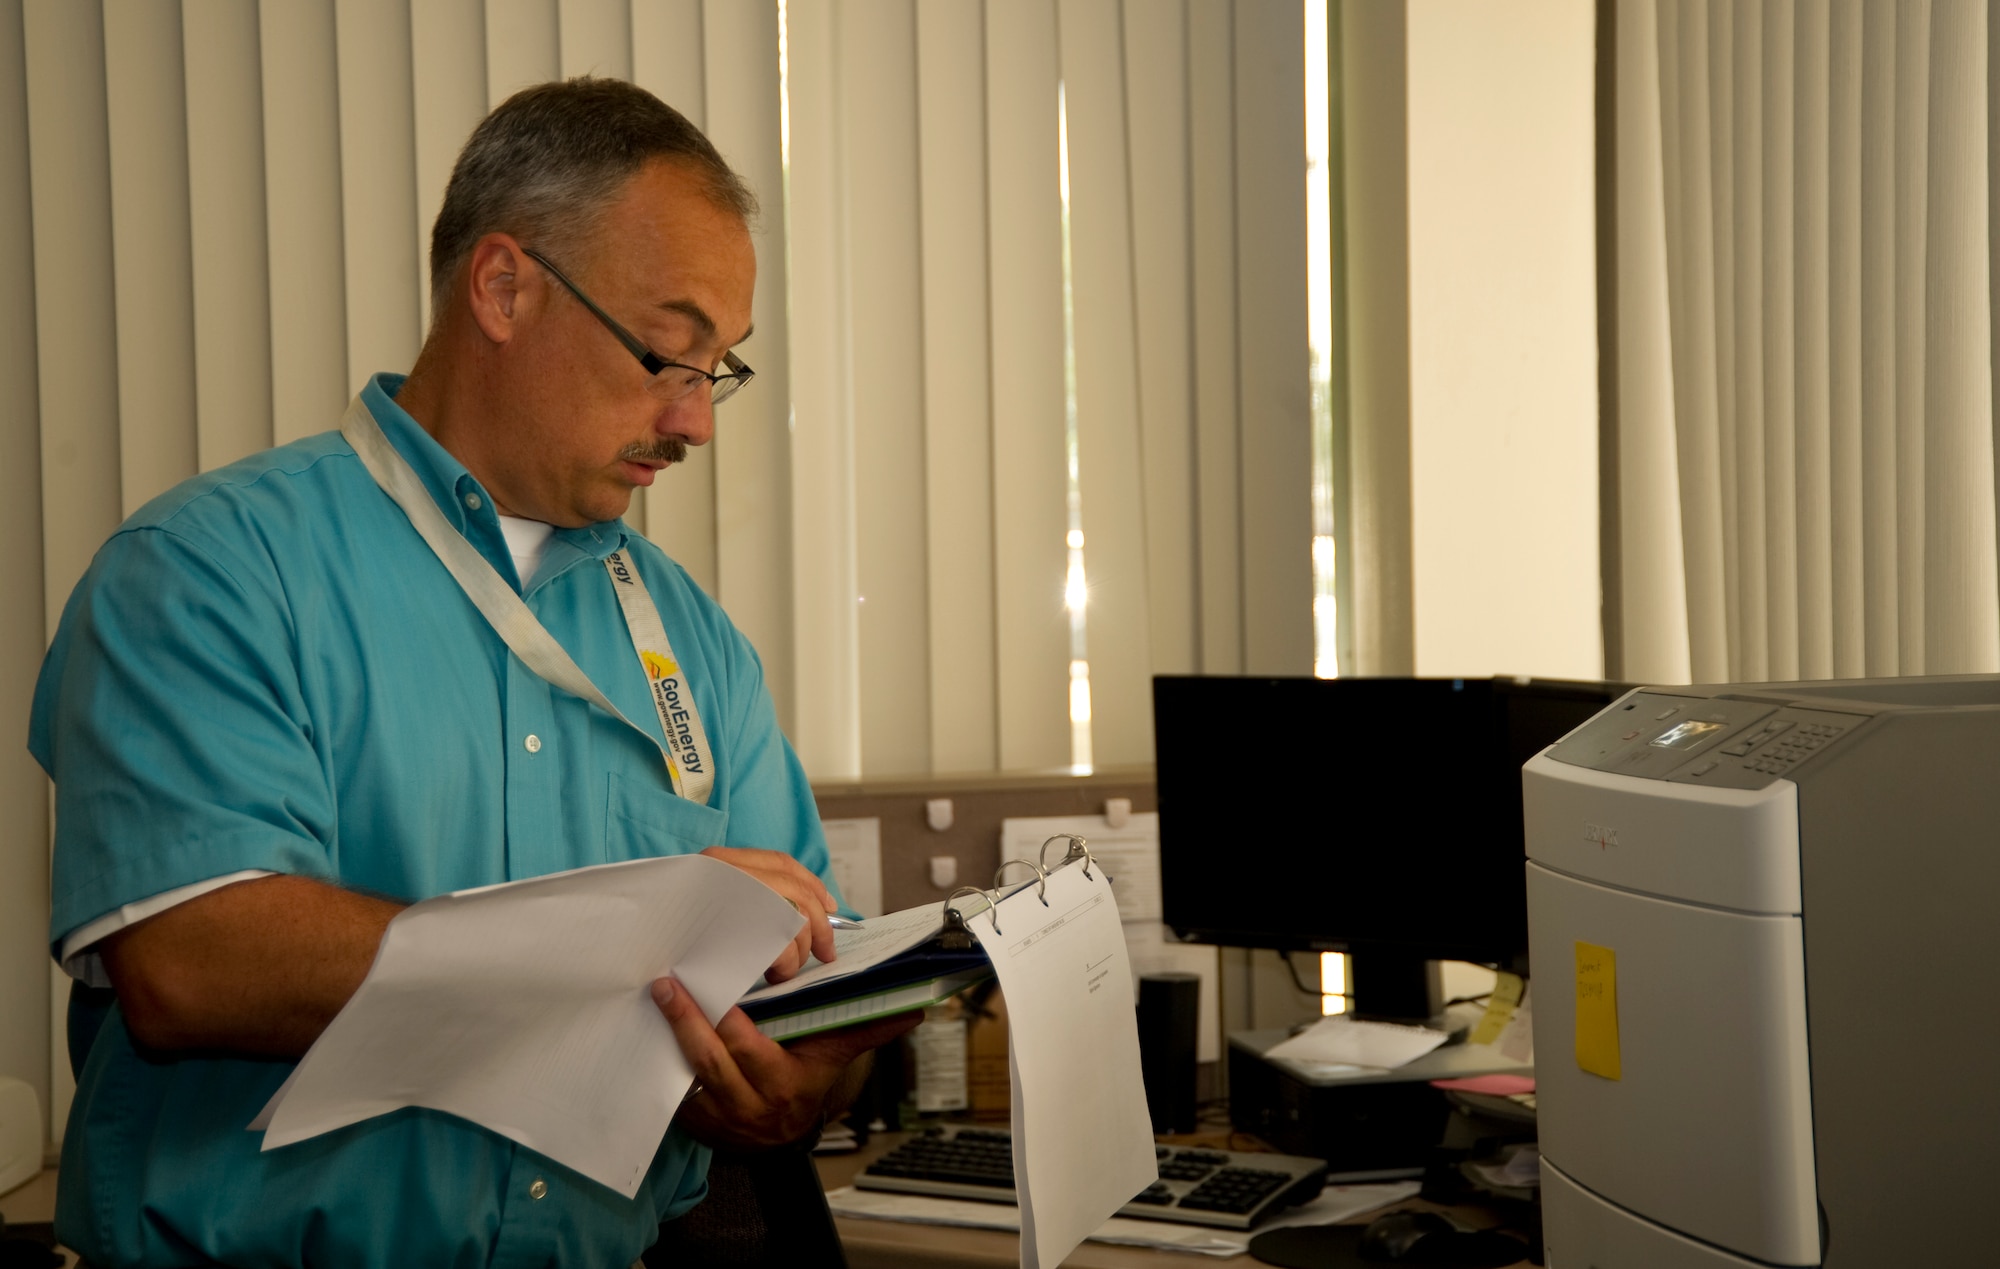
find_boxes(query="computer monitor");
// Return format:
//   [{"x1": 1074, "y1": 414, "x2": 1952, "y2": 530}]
[{"x1": 1152, "y1": 674, "x2": 1628, "y2": 1019}]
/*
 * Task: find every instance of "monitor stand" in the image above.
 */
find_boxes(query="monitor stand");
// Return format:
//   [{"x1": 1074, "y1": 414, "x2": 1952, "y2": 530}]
[{"x1": 1345, "y1": 952, "x2": 1444, "y2": 1026}]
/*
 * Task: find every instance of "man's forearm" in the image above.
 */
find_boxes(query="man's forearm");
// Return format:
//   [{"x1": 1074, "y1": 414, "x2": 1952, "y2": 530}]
[{"x1": 100, "y1": 874, "x2": 402, "y2": 1057}]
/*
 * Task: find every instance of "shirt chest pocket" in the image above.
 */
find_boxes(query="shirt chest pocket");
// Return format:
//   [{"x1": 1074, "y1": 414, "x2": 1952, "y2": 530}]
[{"x1": 604, "y1": 770, "x2": 729, "y2": 862}]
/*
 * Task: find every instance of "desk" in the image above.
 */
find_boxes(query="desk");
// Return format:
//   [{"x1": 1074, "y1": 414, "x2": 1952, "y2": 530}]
[
  {"x1": 813, "y1": 1133, "x2": 1535, "y2": 1269},
  {"x1": 0, "y1": 1169, "x2": 79, "y2": 1268}
]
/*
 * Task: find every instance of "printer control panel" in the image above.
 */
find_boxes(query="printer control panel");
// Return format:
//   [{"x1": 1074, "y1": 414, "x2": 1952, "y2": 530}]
[
  {"x1": 1548, "y1": 692, "x2": 1866, "y2": 789},
  {"x1": 1707, "y1": 718, "x2": 1847, "y2": 781}
]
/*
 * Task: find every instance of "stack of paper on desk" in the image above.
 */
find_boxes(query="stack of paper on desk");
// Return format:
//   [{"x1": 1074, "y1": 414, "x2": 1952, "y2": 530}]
[{"x1": 1264, "y1": 1015, "x2": 1453, "y2": 1070}]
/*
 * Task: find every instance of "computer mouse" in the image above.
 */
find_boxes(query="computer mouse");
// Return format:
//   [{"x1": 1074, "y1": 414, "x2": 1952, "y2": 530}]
[{"x1": 1357, "y1": 1210, "x2": 1457, "y2": 1261}]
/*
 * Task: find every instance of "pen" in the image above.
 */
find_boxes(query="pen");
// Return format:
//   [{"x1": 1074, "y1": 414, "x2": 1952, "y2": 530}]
[{"x1": 828, "y1": 915, "x2": 865, "y2": 930}]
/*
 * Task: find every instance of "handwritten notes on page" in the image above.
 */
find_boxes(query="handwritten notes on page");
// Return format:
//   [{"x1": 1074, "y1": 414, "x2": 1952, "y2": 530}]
[
  {"x1": 970, "y1": 859, "x2": 1157, "y2": 1269},
  {"x1": 253, "y1": 854, "x2": 802, "y2": 1197},
  {"x1": 1574, "y1": 941, "x2": 1621, "y2": 1079}
]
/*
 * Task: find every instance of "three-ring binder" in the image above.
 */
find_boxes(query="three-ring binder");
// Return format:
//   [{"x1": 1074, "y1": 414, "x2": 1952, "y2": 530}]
[{"x1": 946, "y1": 834, "x2": 1112, "y2": 936}]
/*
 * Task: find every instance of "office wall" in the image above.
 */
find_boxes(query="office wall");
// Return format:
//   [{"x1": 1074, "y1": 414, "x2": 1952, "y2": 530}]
[
  {"x1": 1403, "y1": 0, "x2": 1603, "y2": 680},
  {"x1": 0, "y1": 0, "x2": 50, "y2": 1156}
]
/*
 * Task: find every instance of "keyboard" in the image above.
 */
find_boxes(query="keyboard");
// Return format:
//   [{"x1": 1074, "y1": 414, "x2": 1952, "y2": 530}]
[{"x1": 853, "y1": 1124, "x2": 1329, "y2": 1230}]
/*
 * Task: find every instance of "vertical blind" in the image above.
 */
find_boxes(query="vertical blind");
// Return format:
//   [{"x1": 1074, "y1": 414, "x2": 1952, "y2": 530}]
[
  {"x1": 11, "y1": 0, "x2": 794, "y2": 691},
  {"x1": 1614, "y1": 0, "x2": 2000, "y2": 684},
  {"x1": 785, "y1": 0, "x2": 1313, "y2": 779},
  {"x1": 1, "y1": 0, "x2": 1316, "y2": 1143}
]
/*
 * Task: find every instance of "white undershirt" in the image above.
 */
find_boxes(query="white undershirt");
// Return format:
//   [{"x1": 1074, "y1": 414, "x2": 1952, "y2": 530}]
[
  {"x1": 498, "y1": 514, "x2": 555, "y2": 589},
  {"x1": 60, "y1": 514, "x2": 564, "y2": 987},
  {"x1": 61, "y1": 871, "x2": 274, "y2": 987}
]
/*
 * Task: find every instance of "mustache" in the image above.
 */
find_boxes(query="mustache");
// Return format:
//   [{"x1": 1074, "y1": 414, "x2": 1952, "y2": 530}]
[{"x1": 619, "y1": 437, "x2": 687, "y2": 466}]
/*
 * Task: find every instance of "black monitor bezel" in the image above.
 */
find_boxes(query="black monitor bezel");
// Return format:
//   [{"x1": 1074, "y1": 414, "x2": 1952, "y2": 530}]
[{"x1": 1152, "y1": 674, "x2": 1626, "y2": 970}]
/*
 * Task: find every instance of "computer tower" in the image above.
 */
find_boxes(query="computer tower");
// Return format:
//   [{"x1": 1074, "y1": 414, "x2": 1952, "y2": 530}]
[{"x1": 1226, "y1": 1030, "x2": 1530, "y2": 1178}]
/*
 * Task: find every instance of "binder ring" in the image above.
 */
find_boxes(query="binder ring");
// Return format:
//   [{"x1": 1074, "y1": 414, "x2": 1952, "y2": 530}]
[
  {"x1": 1038, "y1": 832, "x2": 1107, "y2": 882},
  {"x1": 940, "y1": 887, "x2": 994, "y2": 948},
  {"x1": 944, "y1": 885, "x2": 995, "y2": 922},
  {"x1": 988, "y1": 859, "x2": 1051, "y2": 934}
]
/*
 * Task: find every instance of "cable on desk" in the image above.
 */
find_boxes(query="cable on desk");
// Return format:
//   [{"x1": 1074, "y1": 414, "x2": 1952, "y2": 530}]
[{"x1": 1281, "y1": 951, "x2": 1335, "y2": 1001}]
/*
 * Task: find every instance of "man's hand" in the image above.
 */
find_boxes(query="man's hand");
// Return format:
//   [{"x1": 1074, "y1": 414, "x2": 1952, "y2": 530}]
[
  {"x1": 701, "y1": 846, "x2": 839, "y2": 982},
  {"x1": 653, "y1": 977, "x2": 920, "y2": 1150}
]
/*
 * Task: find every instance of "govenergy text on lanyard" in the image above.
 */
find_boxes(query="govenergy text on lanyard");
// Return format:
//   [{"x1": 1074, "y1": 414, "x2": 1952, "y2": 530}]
[{"x1": 340, "y1": 396, "x2": 717, "y2": 805}]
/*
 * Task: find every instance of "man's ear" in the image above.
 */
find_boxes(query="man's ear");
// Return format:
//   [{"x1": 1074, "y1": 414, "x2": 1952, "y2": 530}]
[{"x1": 465, "y1": 234, "x2": 533, "y2": 346}]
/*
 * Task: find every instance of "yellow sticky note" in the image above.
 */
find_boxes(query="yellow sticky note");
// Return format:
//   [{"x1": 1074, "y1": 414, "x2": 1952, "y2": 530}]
[
  {"x1": 1574, "y1": 942, "x2": 1621, "y2": 1080},
  {"x1": 1468, "y1": 970, "x2": 1526, "y2": 1046}
]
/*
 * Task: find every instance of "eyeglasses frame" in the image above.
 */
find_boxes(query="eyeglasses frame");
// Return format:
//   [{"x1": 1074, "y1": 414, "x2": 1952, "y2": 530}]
[{"x1": 521, "y1": 246, "x2": 754, "y2": 406}]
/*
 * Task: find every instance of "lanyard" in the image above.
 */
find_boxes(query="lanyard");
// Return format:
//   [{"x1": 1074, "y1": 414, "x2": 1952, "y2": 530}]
[{"x1": 340, "y1": 396, "x2": 717, "y2": 805}]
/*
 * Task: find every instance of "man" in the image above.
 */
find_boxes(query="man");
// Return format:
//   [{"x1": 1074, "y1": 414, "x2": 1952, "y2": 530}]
[{"x1": 31, "y1": 78, "x2": 913, "y2": 1268}]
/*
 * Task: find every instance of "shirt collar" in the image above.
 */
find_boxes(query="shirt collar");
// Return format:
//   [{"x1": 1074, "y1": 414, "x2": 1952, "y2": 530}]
[{"x1": 359, "y1": 373, "x2": 630, "y2": 566}]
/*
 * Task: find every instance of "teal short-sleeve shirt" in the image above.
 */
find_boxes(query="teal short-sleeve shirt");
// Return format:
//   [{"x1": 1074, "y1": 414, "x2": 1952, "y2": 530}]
[{"x1": 29, "y1": 375, "x2": 835, "y2": 1269}]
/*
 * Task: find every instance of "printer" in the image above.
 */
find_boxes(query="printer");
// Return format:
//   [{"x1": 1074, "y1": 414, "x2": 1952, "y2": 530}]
[{"x1": 1524, "y1": 676, "x2": 2000, "y2": 1268}]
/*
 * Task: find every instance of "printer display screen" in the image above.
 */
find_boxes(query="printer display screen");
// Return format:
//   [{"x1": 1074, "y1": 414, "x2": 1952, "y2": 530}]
[{"x1": 1651, "y1": 720, "x2": 1723, "y2": 749}]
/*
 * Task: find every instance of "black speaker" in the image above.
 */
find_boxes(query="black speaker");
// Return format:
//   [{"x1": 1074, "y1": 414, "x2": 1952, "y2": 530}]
[{"x1": 1136, "y1": 972, "x2": 1200, "y2": 1134}]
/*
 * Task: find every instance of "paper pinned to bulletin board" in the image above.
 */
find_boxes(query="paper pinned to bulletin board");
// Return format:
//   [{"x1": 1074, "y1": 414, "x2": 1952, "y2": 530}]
[
  {"x1": 1000, "y1": 814, "x2": 1221, "y2": 1063},
  {"x1": 821, "y1": 817, "x2": 883, "y2": 918}
]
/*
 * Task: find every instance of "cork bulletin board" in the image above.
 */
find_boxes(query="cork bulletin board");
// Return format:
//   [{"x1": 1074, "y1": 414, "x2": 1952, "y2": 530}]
[{"x1": 811, "y1": 766, "x2": 1157, "y2": 917}]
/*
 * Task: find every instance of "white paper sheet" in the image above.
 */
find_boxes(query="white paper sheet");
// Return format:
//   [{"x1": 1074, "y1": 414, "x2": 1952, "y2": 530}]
[
  {"x1": 253, "y1": 854, "x2": 802, "y2": 1197},
  {"x1": 1494, "y1": 982, "x2": 1535, "y2": 1063},
  {"x1": 971, "y1": 859, "x2": 1157, "y2": 1269},
  {"x1": 736, "y1": 897, "x2": 949, "y2": 1006},
  {"x1": 826, "y1": 1179, "x2": 1424, "y2": 1256},
  {"x1": 912, "y1": 1013, "x2": 969, "y2": 1112},
  {"x1": 999, "y1": 814, "x2": 1222, "y2": 1064},
  {"x1": 822, "y1": 816, "x2": 883, "y2": 917},
  {"x1": 1263, "y1": 1016, "x2": 1452, "y2": 1070},
  {"x1": 999, "y1": 814, "x2": 1163, "y2": 923}
]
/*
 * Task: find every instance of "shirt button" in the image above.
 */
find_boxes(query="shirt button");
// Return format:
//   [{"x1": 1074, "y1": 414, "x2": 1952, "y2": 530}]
[
  {"x1": 524, "y1": 734, "x2": 542, "y2": 753},
  {"x1": 464, "y1": 492, "x2": 482, "y2": 511},
  {"x1": 529, "y1": 1178, "x2": 548, "y2": 1200}
]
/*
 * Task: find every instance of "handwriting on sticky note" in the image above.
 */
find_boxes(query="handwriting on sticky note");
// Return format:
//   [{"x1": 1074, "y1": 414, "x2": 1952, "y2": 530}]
[{"x1": 1574, "y1": 942, "x2": 1622, "y2": 1080}]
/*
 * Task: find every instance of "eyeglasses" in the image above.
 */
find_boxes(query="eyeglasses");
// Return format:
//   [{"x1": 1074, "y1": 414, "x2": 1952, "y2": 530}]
[{"x1": 522, "y1": 247, "x2": 755, "y2": 406}]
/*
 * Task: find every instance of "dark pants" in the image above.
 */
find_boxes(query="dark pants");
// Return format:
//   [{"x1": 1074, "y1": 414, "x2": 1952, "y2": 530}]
[{"x1": 643, "y1": 1142, "x2": 848, "y2": 1269}]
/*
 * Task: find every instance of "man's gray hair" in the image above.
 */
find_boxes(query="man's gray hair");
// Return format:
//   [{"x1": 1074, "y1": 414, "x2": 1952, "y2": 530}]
[{"x1": 429, "y1": 77, "x2": 756, "y2": 320}]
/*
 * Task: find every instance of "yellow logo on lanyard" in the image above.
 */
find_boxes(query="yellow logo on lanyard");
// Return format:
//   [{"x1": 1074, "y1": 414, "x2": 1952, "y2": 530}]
[{"x1": 641, "y1": 651, "x2": 679, "y2": 682}]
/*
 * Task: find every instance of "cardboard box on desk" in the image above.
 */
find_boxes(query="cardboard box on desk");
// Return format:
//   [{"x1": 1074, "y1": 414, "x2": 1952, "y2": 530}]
[{"x1": 964, "y1": 983, "x2": 1009, "y2": 1122}]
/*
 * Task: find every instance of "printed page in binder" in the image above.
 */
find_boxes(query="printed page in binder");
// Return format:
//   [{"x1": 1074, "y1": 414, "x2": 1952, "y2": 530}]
[
  {"x1": 970, "y1": 859, "x2": 1158, "y2": 1269},
  {"x1": 1000, "y1": 814, "x2": 1223, "y2": 1062}
]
